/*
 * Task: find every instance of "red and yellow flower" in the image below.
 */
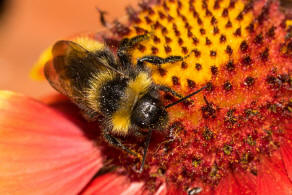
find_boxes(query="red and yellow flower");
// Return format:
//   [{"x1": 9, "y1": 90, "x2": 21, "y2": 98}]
[{"x1": 1, "y1": 0, "x2": 292, "y2": 194}]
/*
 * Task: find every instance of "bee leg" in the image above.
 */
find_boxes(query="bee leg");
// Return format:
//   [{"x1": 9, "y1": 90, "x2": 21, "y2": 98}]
[
  {"x1": 133, "y1": 130, "x2": 147, "y2": 138},
  {"x1": 136, "y1": 55, "x2": 183, "y2": 69},
  {"x1": 103, "y1": 131, "x2": 139, "y2": 158},
  {"x1": 157, "y1": 85, "x2": 193, "y2": 104},
  {"x1": 138, "y1": 129, "x2": 153, "y2": 173},
  {"x1": 157, "y1": 85, "x2": 183, "y2": 98},
  {"x1": 117, "y1": 33, "x2": 150, "y2": 67}
]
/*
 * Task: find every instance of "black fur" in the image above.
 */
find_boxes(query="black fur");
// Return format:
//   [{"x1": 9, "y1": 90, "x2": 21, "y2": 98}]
[
  {"x1": 93, "y1": 49, "x2": 118, "y2": 69},
  {"x1": 59, "y1": 49, "x2": 118, "y2": 92},
  {"x1": 64, "y1": 56, "x2": 99, "y2": 91},
  {"x1": 99, "y1": 78, "x2": 128, "y2": 116}
]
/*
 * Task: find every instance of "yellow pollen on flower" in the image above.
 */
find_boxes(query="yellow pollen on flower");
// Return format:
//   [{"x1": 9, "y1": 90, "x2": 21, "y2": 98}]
[
  {"x1": 0, "y1": 91, "x2": 15, "y2": 109},
  {"x1": 30, "y1": 46, "x2": 53, "y2": 80},
  {"x1": 127, "y1": 0, "x2": 253, "y2": 92},
  {"x1": 286, "y1": 19, "x2": 292, "y2": 28}
]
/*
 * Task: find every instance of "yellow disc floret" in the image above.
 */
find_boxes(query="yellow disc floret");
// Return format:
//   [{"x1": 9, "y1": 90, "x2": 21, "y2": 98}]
[{"x1": 127, "y1": 0, "x2": 253, "y2": 92}]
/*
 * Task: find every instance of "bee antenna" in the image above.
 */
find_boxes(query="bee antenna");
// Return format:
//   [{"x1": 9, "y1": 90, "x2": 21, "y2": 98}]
[
  {"x1": 96, "y1": 7, "x2": 108, "y2": 27},
  {"x1": 203, "y1": 95, "x2": 210, "y2": 105},
  {"x1": 165, "y1": 86, "x2": 207, "y2": 109},
  {"x1": 138, "y1": 128, "x2": 153, "y2": 173}
]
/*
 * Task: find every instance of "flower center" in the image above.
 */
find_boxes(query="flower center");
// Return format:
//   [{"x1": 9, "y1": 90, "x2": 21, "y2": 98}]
[
  {"x1": 128, "y1": 0, "x2": 253, "y2": 91},
  {"x1": 109, "y1": 0, "x2": 292, "y2": 192}
]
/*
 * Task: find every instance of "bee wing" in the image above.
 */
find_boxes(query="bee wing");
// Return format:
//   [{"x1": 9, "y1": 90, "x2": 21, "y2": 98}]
[
  {"x1": 44, "y1": 40, "x2": 122, "y2": 117},
  {"x1": 44, "y1": 40, "x2": 89, "y2": 100}
]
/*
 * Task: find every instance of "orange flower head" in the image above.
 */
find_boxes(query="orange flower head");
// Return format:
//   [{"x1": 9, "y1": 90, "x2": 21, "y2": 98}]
[
  {"x1": 26, "y1": 0, "x2": 292, "y2": 194},
  {"x1": 99, "y1": 0, "x2": 292, "y2": 193}
]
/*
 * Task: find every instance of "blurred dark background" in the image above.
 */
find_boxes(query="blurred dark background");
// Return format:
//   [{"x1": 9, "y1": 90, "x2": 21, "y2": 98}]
[{"x1": 0, "y1": 0, "x2": 136, "y2": 98}]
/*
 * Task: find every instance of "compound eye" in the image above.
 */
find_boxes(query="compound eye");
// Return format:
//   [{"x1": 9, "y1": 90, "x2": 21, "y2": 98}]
[{"x1": 131, "y1": 95, "x2": 167, "y2": 129}]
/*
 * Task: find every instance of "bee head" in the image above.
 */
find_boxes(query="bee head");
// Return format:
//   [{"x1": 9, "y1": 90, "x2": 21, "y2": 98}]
[{"x1": 131, "y1": 93, "x2": 168, "y2": 130}]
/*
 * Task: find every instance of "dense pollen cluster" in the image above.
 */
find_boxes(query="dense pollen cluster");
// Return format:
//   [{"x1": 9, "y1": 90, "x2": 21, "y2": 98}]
[
  {"x1": 128, "y1": 0, "x2": 254, "y2": 89},
  {"x1": 104, "y1": 0, "x2": 292, "y2": 193}
]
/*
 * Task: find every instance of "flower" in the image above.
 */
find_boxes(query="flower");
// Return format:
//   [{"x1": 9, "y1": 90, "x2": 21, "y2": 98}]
[{"x1": 2, "y1": 0, "x2": 292, "y2": 194}]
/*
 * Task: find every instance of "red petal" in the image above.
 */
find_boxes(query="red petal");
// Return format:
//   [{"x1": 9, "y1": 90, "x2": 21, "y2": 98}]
[
  {"x1": 281, "y1": 121, "x2": 292, "y2": 182},
  {"x1": 40, "y1": 93, "x2": 69, "y2": 105},
  {"x1": 285, "y1": 122, "x2": 292, "y2": 135},
  {"x1": 281, "y1": 141, "x2": 292, "y2": 182},
  {"x1": 214, "y1": 174, "x2": 237, "y2": 195},
  {"x1": 214, "y1": 170, "x2": 256, "y2": 195},
  {"x1": 166, "y1": 184, "x2": 211, "y2": 195},
  {"x1": 166, "y1": 185, "x2": 186, "y2": 195},
  {"x1": 81, "y1": 173, "x2": 144, "y2": 195},
  {"x1": 257, "y1": 151, "x2": 292, "y2": 195},
  {"x1": 154, "y1": 183, "x2": 167, "y2": 195},
  {"x1": 0, "y1": 91, "x2": 102, "y2": 194}
]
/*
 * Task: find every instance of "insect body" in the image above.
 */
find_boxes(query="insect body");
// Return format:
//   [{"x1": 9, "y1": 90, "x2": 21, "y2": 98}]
[{"x1": 45, "y1": 34, "x2": 206, "y2": 172}]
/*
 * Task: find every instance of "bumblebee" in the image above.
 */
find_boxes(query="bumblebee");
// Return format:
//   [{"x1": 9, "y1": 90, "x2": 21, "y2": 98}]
[{"x1": 44, "y1": 33, "x2": 206, "y2": 172}]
